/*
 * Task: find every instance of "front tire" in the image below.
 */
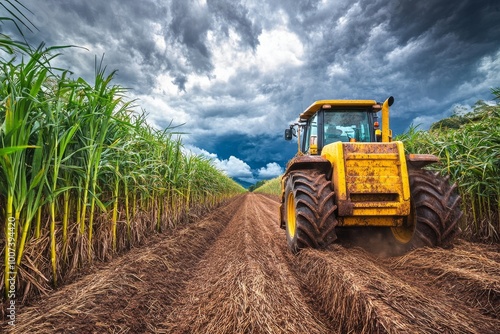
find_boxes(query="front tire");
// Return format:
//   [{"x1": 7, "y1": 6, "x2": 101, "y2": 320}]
[{"x1": 284, "y1": 171, "x2": 338, "y2": 253}]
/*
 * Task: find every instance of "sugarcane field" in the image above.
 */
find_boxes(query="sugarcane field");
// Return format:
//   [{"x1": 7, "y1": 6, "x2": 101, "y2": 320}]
[{"x1": 1, "y1": 2, "x2": 500, "y2": 333}]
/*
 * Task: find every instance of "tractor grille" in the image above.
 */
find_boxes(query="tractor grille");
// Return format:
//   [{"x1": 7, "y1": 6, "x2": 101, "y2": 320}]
[
  {"x1": 349, "y1": 193, "x2": 399, "y2": 202},
  {"x1": 341, "y1": 142, "x2": 408, "y2": 216}
]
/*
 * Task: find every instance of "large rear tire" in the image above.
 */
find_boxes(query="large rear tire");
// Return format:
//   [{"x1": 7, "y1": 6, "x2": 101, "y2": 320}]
[
  {"x1": 284, "y1": 170, "x2": 338, "y2": 253},
  {"x1": 390, "y1": 169, "x2": 462, "y2": 255}
]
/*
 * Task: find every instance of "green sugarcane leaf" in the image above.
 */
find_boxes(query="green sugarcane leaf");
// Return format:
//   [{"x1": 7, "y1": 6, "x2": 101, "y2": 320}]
[
  {"x1": 28, "y1": 167, "x2": 45, "y2": 192},
  {"x1": 0, "y1": 145, "x2": 34, "y2": 155}
]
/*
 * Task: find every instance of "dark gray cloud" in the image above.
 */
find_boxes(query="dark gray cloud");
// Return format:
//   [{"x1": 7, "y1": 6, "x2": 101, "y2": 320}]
[
  {"x1": 168, "y1": 1, "x2": 213, "y2": 76},
  {"x1": 2, "y1": 0, "x2": 499, "y2": 182},
  {"x1": 207, "y1": 0, "x2": 261, "y2": 49},
  {"x1": 275, "y1": 0, "x2": 500, "y2": 123},
  {"x1": 4, "y1": 0, "x2": 263, "y2": 92}
]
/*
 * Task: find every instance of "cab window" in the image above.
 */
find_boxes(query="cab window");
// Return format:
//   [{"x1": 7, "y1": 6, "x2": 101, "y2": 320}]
[
  {"x1": 304, "y1": 113, "x2": 318, "y2": 154},
  {"x1": 324, "y1": 111, "x2": 370, "y2": 143}
]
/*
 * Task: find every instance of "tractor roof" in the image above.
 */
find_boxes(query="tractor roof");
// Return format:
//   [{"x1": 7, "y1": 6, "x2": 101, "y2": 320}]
[{"x1": 299, "y1": 100, "x2": 378, "y2": 121}]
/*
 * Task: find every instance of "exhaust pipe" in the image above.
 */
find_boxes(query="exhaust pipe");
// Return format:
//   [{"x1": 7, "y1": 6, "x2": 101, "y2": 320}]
[{"x1": 381, "y1": 96, "x2": 394, "y2": 142}]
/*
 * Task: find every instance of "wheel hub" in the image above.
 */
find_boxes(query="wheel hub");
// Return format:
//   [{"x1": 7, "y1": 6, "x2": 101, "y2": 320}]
[
  {"x1": 391, "y1": 199, "x2": 416, "y2": 244},
  {"x1": 286, "y1": 192, "x2": 296, "y2": 238}
]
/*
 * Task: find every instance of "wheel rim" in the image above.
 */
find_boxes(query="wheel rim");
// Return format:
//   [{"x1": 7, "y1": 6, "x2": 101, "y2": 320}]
[
  {"x1": 286, "y1": 192, "x2": 296, "y2": 238},
  {"x1": 391, "y1": 224, "x2": 414, "y2": 244},
  {"x1": 391, "y1": 200, "x2": 416, "y2": 243}
]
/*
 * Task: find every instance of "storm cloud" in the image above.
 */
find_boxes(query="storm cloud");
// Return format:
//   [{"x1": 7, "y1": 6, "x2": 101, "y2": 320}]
[{"x1": 3, "y1": 0, "x2": 500, "y2": 184}]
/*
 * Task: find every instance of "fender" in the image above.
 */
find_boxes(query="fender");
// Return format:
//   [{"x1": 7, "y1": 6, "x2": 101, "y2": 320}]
[{"x1": 406, "y1": 154, "x2": 439, "y2": 169}]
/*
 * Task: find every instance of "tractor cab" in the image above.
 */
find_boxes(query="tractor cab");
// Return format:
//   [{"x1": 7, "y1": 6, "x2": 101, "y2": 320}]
[{"x1": 285, "y1": 100, "x2": 385, "y2": 155}]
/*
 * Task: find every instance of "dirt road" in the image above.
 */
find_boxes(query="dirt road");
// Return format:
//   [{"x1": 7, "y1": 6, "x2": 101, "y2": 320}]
[{"x1": 6, "y1": 194, "x2": 500, "y2": 333}]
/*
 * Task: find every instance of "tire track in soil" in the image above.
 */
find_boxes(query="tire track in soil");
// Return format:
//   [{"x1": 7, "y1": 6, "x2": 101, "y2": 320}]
[
  {"x1": 161, "y1": 193, "x2": 331, "y2": 333},
  {"x1": 383, "y1": 242, "x2": 500, "y2": 318},
  {"x1": 5, "y1": 193, "x2": 500, "y2": 333},
  {"x1": 294, "y1": 245, "x2": 500, "y2": 334}
]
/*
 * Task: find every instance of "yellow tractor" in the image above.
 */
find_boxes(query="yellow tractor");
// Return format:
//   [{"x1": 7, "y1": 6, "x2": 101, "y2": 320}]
[{"x1": 280, "y1": 97, "x2": 462, "y2": 254}]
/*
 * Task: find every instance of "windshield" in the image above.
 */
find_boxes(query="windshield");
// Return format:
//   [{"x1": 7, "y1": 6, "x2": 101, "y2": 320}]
[{"x1": 324, "y1": 111, "x2": 371, "y2": 143}]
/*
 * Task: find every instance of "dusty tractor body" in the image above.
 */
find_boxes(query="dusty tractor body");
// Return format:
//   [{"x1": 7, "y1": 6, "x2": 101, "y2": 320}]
[{"x1": 280, "y1": 97, "x2": 462, "y2": 254}]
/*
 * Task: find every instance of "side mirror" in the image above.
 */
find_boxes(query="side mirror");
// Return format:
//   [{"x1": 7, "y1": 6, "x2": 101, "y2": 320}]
[{"x1": 284, "y1": 128, "x2": 293, "y2": 140}]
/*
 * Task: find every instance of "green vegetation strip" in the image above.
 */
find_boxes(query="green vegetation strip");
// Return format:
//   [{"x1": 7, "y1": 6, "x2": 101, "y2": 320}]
[{"x1": 397, "y1": 95, "x2": 500, "y2": 242}]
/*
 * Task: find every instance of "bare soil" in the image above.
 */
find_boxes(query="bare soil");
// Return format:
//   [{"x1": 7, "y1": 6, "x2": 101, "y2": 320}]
[{"x1": 4, "y1": 193, "x2": 500, "y2": 333}]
